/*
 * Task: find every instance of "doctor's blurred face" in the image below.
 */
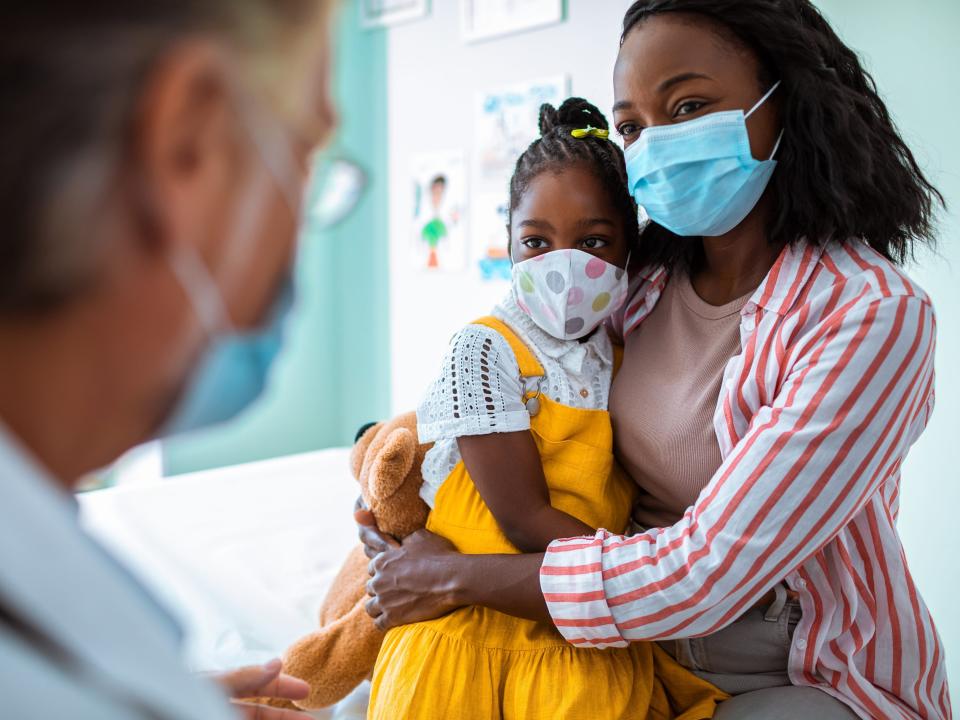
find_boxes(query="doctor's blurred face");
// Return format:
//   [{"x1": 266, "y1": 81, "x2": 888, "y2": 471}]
[
  {"x1": 124, "y1": 12, "x2": 339, "y2": 439},
  {"x1": 0, "y1": 2, "x2": 340, "y2": 480}
]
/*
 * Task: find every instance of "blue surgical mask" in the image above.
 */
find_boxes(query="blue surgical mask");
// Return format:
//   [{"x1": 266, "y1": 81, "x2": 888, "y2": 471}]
[
  {"x1": 625, "y1": 81, "x2": 783, "y2": 237},
  {"x1": 161, "y1": 106, "x2": 302, "y2": 438},
  {"x1": 162, "y1": 253, "x2": 295, "y2": 437}
]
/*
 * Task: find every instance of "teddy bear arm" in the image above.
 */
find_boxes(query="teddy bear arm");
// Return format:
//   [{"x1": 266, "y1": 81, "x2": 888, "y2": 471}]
[
  {"x1": 318, "y1": 544, "x2": 370, "y2": 625},
  {"x1": 283, "y1": 599, "x2": 386, "y2": 710}
]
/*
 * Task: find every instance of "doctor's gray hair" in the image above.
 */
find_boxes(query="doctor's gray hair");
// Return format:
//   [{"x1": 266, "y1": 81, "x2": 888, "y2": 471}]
[{"x1": 0, "y1": 2, "x2": 328, "y2": 314}]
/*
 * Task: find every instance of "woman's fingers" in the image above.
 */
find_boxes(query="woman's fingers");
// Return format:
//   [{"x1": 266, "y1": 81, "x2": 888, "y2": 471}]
[
  {"x1": 365, "y1": 594, "x2": 382, "y2": 619},
  {"x1": 231, "y1": 700, "x2": 314, "y2": 720},
  {"x1": 355, "y1": 510, "x2": 398, "y2": 558}
]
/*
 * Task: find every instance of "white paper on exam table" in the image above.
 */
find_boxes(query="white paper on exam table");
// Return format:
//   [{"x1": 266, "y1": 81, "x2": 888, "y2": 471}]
[{"x1": 78, "y1": 447, "x2": 366, "y2": 718}]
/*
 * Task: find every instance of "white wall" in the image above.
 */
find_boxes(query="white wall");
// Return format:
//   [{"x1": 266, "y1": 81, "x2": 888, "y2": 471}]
[{"x1": 384, "y1": 0, "x2": 958, "y2": 687}]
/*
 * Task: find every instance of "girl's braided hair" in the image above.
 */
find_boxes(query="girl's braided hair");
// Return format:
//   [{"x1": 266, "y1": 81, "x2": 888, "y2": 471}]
[{"x1": 509, "y1": 97, "x2": 640, "y2": 250}]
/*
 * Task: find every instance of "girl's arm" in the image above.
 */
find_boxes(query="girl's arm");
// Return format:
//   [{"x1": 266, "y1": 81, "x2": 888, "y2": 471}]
[{"x1": 457, "y1": 431, "x2": 593, "y2": 552}]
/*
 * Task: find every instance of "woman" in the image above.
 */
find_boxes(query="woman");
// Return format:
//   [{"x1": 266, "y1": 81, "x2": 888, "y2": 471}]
[
  {"x1": 360, "y1": 1, "x2": 952, "y2": 718},
  {"x1": 0, "y1": 2, "x2": 337, "y2": 718}
]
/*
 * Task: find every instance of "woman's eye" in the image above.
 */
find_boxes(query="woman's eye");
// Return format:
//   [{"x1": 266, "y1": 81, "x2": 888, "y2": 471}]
[
  {"x1": 675, "y1": 101, "x2": 705, "y2": 118},
  {"x1": 616, "y1": 122, "x2": 641, "y2": 139},
  {"x1": 522, "y1": 237, "x2": 547, "y2": 249},
  {"x1": 581, "y1": 237, "x2": 609, "y2": 249}
]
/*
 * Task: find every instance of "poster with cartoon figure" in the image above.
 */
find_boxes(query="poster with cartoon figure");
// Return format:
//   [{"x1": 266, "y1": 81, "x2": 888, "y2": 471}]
[
  {"x1": 473, "y1": 75, "x2": 568, "y2": 281},
  {"x1": 411, "y1": 151, "x2": 467, "y2": 272}
]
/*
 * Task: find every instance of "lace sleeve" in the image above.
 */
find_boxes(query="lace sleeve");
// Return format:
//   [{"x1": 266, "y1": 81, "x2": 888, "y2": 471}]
[{"x1": 416, "y1": 325, "x2": 531, "y2": 443}]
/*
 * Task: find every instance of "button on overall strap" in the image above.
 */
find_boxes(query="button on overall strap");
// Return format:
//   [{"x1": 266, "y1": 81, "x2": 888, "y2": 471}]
[{"x1": 472, "y1": 316, "x2": 545, "y2": 415}]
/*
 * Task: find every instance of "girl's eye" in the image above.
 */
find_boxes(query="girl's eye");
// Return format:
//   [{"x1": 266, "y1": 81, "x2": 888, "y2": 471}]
[
  {"x1": 616, "y1": 122, "x2": 641, "y2": 139},
  {"x1": 522, "y1": 237, "x2": 547, "y2": 249},
  {"x1": 675, "y1": 101, "x2": 705, "y2": 118},
  {"x1": 581, "y1": 237, "x2": 609, "y2": 249}
]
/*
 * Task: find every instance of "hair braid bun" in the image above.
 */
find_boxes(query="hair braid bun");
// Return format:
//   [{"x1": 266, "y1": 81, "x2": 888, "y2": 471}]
[
  {"x1": 557, "y1": 97, "x2": 609, "y2": 131},
  {"x1": 537, "y1": 103, "x2": 561, "y2": 136},
  {"x1": 538, "y1": 97, "x2": 609, "y2": 137}
]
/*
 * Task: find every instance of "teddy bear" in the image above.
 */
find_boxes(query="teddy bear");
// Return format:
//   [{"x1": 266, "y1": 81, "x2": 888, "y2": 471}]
[{"x1": 278, "y1": 411, "x2": 432, "y2": 711}]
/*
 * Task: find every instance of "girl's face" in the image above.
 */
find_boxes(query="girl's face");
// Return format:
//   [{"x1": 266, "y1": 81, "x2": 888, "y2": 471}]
[
  {"x1": 612, "y1": 14, "x2": 779, "y2": 160},
  {"x1": 509, "y1": 165, "x2": 629, "y2": 268}
]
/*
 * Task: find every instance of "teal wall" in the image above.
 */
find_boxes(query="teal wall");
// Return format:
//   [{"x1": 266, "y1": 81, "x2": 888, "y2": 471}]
[
  {"x1": 815, "y1": 0, "x2": 960, "y2": 689},
  {"x1": 163, "y1": 0, "x2": 391, "y2": 475}
]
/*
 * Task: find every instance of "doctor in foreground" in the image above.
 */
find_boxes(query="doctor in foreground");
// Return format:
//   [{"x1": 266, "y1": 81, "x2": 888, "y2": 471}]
[{"x1": 0, "y1": 2, "x2": 339, "y2": 718}]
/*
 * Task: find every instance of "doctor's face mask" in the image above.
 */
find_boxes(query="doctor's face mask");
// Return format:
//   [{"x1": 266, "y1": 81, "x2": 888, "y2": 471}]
[{"x1": 161, "y1": 99, "x2": 364, "y2": 437}]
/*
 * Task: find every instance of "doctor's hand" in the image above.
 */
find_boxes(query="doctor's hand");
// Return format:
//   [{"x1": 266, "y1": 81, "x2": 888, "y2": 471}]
[
  {"x1": 355, "y1": 505, "x2": 463, "y2": 631},
  {"x1": 212, "y1": 659, "x2": 313, "y2": 719}
]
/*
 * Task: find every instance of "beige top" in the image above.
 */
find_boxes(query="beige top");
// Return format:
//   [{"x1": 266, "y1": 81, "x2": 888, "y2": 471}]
[{"x1": 610, "y1": 272, "x2": 752, "y2": 529}]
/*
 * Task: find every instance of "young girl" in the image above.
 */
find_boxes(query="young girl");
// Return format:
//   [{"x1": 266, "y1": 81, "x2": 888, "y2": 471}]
[{"x1": 368, "y1": 99, "x2": 726, "y2": 720}]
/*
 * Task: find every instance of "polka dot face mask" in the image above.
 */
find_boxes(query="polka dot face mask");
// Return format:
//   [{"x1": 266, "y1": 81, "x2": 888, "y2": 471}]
[{"x1": 511, "y1": 249, "x2": 630, "y2": 341}]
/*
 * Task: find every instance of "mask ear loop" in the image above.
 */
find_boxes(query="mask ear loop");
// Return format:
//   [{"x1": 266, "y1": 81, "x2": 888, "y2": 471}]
[
  {"x1": 745, "y1": 80, "x2": 781, "y2": 119},
  {"x1": 744, "y1": 80, "x2": 785, "y2": 161},
  {"x1": 168, "y1": 247, "x2": 234, "y2": 336},
  {"x1": 768, "y1": 129, "x2": 785, "y2": 160}
]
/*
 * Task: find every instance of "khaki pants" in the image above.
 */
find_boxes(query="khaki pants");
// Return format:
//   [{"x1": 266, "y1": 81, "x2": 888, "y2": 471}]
[{"x1": 659, "y1": 584, "x2": 860, "y2": 719}]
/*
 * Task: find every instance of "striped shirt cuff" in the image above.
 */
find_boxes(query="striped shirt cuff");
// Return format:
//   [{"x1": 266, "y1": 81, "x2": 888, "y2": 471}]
[{"x1": 539, "y1": 529, "x2": 629, "y2": 648}]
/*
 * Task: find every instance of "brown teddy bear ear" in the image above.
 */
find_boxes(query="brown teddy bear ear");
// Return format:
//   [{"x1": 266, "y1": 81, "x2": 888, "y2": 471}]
[
  {"x1": 367, "y1": 428, "x2": 416, "y2": 504},
  {"x1": 350, "y1": 422, "x2": 383, "y2": 480}
]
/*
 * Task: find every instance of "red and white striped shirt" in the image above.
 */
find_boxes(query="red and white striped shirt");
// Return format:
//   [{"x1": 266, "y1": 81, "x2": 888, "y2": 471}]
[{"x1": 541, "y1": 239, "x2": 951, "y2": 720}]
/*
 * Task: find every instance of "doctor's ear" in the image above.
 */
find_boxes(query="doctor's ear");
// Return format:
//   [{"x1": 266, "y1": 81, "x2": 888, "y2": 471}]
[{"x1": 129, "y1": 40, "x2": 247, "y2": 258}]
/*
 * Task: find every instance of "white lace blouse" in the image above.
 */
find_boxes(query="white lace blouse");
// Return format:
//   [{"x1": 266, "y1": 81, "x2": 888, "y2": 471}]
[{"x1": 416, "y1": 290, "x2": 615, "y2": 507}]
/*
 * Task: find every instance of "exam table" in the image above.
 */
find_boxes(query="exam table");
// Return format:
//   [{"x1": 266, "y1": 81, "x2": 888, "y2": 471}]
[{"x1": 78, "y1": 447, "x2": 370, "y2": 719}]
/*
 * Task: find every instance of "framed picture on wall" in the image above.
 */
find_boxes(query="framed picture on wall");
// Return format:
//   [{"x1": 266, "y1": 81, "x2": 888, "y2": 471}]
[
  {"x1": 410, "y1": 151, "x2": 468, "y2": 273},
  {"x1": 461, "y1": 0, "x2": 564, "y2": 43},
  {"x1": 361, "y1": 0, "x2": 429, "y2": 29},
  {"x1": 473, "y1": 75, "x2": 568, "y2": 281}
]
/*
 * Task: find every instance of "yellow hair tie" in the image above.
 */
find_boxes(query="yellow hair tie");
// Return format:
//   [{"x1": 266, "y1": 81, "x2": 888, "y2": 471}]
[{"x1": 571, "y1": 125, "x2": 610, "y2": 140}]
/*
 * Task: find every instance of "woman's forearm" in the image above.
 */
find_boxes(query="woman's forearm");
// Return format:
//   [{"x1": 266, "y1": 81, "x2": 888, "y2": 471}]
[
  {"x1": 358, "y1": 515, "x2": 552, "y2": 629},
  {"x1": 450, "y1": 551, "x2": 550, "y2": 623}
]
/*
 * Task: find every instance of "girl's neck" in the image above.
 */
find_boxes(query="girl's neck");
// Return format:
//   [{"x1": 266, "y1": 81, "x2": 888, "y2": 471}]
[{"x1": 689, "y1": 193, "x2": 784, "y2": 306}]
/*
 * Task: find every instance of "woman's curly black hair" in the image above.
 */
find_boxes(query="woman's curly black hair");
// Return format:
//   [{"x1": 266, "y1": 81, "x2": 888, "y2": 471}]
[
  {"x1": 621, "y1": 0, "x2": 944, "y2": 270},
  {"x1": 509, "y1": 97, "x2": 640, "y2": 251}
]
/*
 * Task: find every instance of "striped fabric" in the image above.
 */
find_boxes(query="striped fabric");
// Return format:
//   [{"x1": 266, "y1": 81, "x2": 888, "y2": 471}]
[{"x1": 540, "y1": 239, "x2": 952, "y2": 720}]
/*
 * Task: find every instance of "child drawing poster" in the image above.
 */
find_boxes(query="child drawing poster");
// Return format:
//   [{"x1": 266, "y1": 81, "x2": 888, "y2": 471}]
[
  {"x1": 474, "y1": 192, "x2": 511, "y2": 282},
  {"x1": 410, "y1": 151, "x2": 467, "y2": 272},
  {"x1": 475, "y1": 75, "x2": 567, "y2": 184},
  {"x1": 474, "y1": 75, "x2": 568, "y2": 281}
]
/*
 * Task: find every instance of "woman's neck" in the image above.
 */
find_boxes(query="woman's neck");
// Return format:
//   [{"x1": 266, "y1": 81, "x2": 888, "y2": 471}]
[{"x1": 689, "y1": 194, "x2": 784, "y2": 306}]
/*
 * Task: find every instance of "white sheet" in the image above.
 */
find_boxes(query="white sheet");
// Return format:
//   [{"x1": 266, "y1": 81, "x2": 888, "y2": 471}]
[{"x1": 78, "y1": 448, "x2": 369, "y2": 718}]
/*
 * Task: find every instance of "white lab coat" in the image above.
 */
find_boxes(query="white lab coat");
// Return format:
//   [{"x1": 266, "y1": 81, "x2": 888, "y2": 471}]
[{"x1": 0, "y1": 425, "x2": 238, "y2": 720}]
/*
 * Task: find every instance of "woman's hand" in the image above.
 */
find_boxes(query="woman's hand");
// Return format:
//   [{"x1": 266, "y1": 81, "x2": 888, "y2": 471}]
[
  {"x1": 355, "y1": 504, "x2": 463, "y2": 631},
  {"x1": 210, "y1": 658, "x2": 312, "y2": 719}
]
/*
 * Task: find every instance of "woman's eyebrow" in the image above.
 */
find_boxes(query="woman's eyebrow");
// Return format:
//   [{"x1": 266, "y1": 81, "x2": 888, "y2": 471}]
[
  {"x1": 613, "y1": 71, "x2": 714, "y2": 113},
  {"x1": 657, "y1": 71, "x2": 712, "y2": 93}
]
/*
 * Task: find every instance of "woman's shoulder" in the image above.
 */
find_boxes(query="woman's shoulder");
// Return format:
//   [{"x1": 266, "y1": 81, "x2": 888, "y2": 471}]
[
  {"x1": 778, "y1": 239, "x2": 935, "y2": 358},
  {"x1": 745, "y1": 237, "x2": 932, "y2": 325},
  {"x1": 813, "y1": 239, "x2": 933, "y2": 306}
]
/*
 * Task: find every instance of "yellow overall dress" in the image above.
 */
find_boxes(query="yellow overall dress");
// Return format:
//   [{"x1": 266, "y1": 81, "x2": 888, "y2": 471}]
[{"x1": 369, "y1": 317, "x2": 726, "y2": 720}]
